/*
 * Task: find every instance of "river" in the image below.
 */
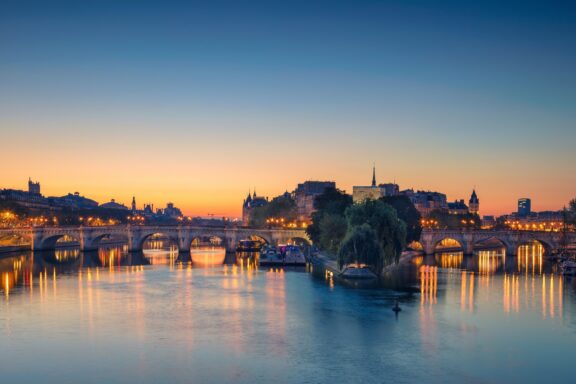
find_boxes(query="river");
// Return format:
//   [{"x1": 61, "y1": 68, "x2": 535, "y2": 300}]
[{"x1": 1, "y1": 245, "x2": 575, "y2": 383}]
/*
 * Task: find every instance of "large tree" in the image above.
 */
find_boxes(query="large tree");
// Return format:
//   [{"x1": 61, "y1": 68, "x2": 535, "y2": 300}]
[
  {"x1": 345, "y1": 199, "x2": 407, "y2": 270},
  {"x1": 338, "y1": 224, "x2": 381, "y2": 271},
  {"x1": 306, "y1": 187, "x2": 352, "y2": 246},
  {"x1": 380, "y1": 195, "x2": 421, "y2": 244},
  {"x1": 318, "y1": 213, "x2": 348, "y2": 254}
]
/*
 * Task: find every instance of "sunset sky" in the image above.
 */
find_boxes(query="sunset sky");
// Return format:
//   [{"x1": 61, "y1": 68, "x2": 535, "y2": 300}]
[{"x1": 1, "y1": 0, "x2": 575, "y2": 217}]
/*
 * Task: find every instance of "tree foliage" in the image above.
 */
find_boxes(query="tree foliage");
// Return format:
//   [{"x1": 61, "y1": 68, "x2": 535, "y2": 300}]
[
  {"x1": 306, "y1": 187, "x2": 352, "y2": 245},
  {"x1": 338, "y1": 224, "x2": 381, "y2": 270},
  {"x1": 249, "y1": 194, "x2": 297, "y2": 227},
  {"x1": 318, "y1": 213, "x2": 348, "y2": 254},
  {"x1": 345, "y1": 199, "x2": 407, "y2": 271},
  {"x1": 380, "y1": 195, "x2": 421, "y2": 243}
]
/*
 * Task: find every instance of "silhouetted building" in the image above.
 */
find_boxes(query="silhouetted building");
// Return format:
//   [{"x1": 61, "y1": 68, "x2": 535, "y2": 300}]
[
  {"x1": 401, "y1": 189, "x2": 448, "y2": 217},
  {"x1": 100, "y1": 199, "x2": 129, "y2": 210},
  {"x1": 379, "y1": 183, "x2": 400, "y2": 197},
  {"x1": 28, "y1": 178, "x2": 41, "y2": 195},
  {"x1": 448, "y1": 199, "x2": 469, "y2": 215},
  {"x1": 161, "y1": 202, "x2": 183, "y2": 218},
  {"x1": 242, "y1": 190, "x2": 268, "y2": 225},
  {"x1": 293, "y1": 181, "x2": 336, "y2": 222},
  {"x1": 48, "y1": 192, "x2": 98, "y2": 210},
  {"x1": 469, "y1": 189, "x2": 479, "y2": 214},
  {"x1": 518, "y1": 198, "x2": 531, "y2": 217}
]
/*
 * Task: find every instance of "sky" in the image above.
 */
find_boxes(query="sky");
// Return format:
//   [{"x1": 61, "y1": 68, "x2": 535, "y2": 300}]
[{"x1": 1, "y1": 0, "x2": 575, "y2": 217}]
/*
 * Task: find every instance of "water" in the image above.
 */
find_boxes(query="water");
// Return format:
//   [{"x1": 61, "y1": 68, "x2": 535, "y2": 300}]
[{"x1": 1, "y1": 246, "x2": 576, "y2": 383}]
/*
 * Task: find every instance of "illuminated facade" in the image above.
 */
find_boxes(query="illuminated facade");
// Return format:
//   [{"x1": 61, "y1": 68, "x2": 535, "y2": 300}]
[{"x1": 352, "y1": 165, "x2": 389, "y2": 203}]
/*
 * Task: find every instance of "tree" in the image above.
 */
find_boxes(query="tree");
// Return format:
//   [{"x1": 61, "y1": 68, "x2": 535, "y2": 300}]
[
  {"x1": 306, "y1": 187, "x2": 352, "y2": 245},
  {"x1": 345, "y1": 199, "x2": 407, "y2": 270},
  {"x1": 318, "y1": 213, "x2": 348, "y2": 254},
  {"x1": 380, "y1": 195, "x2": 421, "y2": 244},
  {"x1": 569, "y1": 198, "x2": 576, "y2": 225},
  {"x1": 249, "y1": 194, "x2": 297, "y2": 227},
  {"x1": 338, "y1": 224, "x2": 381, "y2": 271}
]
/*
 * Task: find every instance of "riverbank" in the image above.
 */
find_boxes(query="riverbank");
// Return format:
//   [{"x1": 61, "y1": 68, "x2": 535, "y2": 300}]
[{"x1": 311, "y1": 250, "x2": 422, "y2": 278}]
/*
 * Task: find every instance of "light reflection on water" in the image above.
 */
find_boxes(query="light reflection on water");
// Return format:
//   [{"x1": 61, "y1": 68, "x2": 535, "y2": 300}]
[{"x1": 1, "y1": 244, "x2": 576, "y2": 383}]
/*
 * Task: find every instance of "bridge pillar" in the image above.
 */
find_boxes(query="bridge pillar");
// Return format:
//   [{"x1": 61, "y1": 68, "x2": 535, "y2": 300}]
[
  {"x1": 127, "y1": 226, "x2": 141, "y2": 252},
  {"x1": 31, "y1": 228, "x2": 46, "y2": 251},
  {"x1": 79, "y1": 228, "x2": 98, "y2": 252}
]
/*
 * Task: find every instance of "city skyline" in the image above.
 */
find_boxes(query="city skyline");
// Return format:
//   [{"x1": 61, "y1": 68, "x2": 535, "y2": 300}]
[
  {"x1": 2, "y1": 0, "x2": 575, "y2": 217},
  {"x1": 0, "y1": 171, "x2": 570, "y2": 218}
]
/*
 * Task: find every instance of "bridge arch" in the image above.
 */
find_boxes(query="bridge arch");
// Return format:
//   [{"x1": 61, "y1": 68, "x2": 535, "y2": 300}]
[
  {"x1": 407, "y1": 241, "x2": 424, "y2": 252},
  {"x1": 473, "y1": 236, "x2": 513, "y2": 255},
  {"x1": 517, "y1": 239, "x2": 550, "y2": 256},
  {"x1": 87, "y1": 232, "x2": 129, "y2": 250},
  {"x1": 190, "y1": 235, "x2": 224, "y2": 248},
  {"x1": 434, "y1": 238, "x2": 464, "y2": 253},
  {"x1": 41, "y1": 233, "x2": 80, "y2": 250},
  {"x1": 140, "y1": 232, "x2": 179, "y2": 251}
]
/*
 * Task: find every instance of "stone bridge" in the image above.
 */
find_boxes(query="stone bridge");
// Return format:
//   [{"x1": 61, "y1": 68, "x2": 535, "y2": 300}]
[
  {"x1": 419, "y1": 229, "x2": 576, "y2": 256},
  {"x1": 0, "y1": 225, "x2": 310, "y2": 253}
]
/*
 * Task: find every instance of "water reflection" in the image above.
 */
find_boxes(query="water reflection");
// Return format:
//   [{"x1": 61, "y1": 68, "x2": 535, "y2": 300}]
[{"x1": 413, "y1": 243, "x2": 568, "y2": 319}]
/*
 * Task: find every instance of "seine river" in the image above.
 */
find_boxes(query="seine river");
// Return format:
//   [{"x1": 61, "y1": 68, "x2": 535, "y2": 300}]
[{"x1": 1, "y1": 245, "x2": 575, "y2": 383}]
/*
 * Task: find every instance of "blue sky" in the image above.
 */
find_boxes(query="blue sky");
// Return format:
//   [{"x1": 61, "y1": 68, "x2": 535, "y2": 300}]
[{"x1": 1, "y1": 0, "x2": 575, "y2": 215}]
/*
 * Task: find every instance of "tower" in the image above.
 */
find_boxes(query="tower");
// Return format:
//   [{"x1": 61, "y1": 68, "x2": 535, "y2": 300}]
[
  {"x1": 131, "y1": 196, "x2": 136, "y2": 212},
  {"x1": 469, "y1": 189, "x2": 479, "y2": 215},
  {"x1": 28, "y1": 178, "x2": 41, "y2": 195},
  {"x1": 371, "y1": 164, "x2": 376, "y2": 187}
]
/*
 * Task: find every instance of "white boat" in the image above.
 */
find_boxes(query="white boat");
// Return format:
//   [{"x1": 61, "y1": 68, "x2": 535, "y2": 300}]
[
  {"x1": 259, "y1": 247, "x2": 284, "y2": 266},
  {"x1": 283, "y1": 246, "x2": 306, "y2": 266}
]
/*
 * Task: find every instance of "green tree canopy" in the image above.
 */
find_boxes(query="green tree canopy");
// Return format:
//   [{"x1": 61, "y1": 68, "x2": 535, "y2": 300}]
[
  {"x1": 318, "y1": 213, "x2": 348, "y2": 254},
  {"x1": 380, "y1": 195, "x2": 421, "y2": 244},
  {"x1": 338, "y1": 224, "x2": 381, "y2": 270},
  {"x1": 306, "y1": 187, "x2": 352, "y2": 246},
  {"x1": 345, "y1": 199, "x2": 407, "y2": 270}
]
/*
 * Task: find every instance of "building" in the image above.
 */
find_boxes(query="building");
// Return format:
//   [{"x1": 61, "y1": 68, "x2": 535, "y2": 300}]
[
  {"x1": 469, "y1": 189, "x2": 479, "y2": 215},
  {"x1": 379, "y1": 183, "x2": 400, "y2": 197},
  {"x1": 160, "y1": 202, "x2": 183, "y2": 218},
  {"x1": 447, "y1": 199, "x2": 469, "y2": 215},
  {"x1": 293, "y1": 181, "x2": 336, "y2": 222},
  {"x1": 48, "y1": 192, "x2": 98, "y2": 210},
  {"x1": 242, "y1": 190, "x2": 268, "y2": 225},
  {"x1": 0, "y1": 188, "x2": 51, "y2": 211},
  {"x1": 131, "y1": 196, "x2": 137, "y2": 212},
  {"x1": 518, "y1": 198, "x2": 531, "y2": 217},
  {"x1": 28, "y1": 178, "x2": 41, "y2": 195},
  {"x1": 100, "y1": 199, "x2": 129, "y2": 210},
  {"x1": 401, "y1": 189, "x2": 448, "y2": 217},
  {"x1": 352, "y1": 166, "x2": 389, "y2": 202}
]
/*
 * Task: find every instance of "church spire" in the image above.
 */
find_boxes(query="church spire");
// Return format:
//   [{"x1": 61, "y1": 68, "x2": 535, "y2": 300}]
[{"x1": 371, "y1": 164, "x2": 376, "y2": 187}]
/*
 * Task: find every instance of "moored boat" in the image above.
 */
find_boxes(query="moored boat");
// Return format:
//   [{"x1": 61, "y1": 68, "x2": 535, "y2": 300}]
[{"x1": 340, "y1": 263, "x2": 378, "y2": 279}]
